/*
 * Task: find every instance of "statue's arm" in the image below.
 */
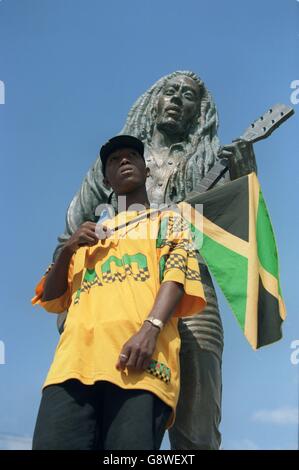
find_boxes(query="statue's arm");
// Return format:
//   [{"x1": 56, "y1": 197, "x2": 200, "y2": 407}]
[
  {"x1": 165, "y1": 140, "x2": 258, "y2": 203},
  {"x1": 52, "y1": 156, "x2": 110, "y2": 262}
]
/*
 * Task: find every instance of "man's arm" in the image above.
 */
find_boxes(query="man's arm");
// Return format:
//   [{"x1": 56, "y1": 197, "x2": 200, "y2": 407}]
[
  {"x1": 116, "y1": 281, "x2": 184, "y2": 372},
  {"x1": 42, "y1": 245, "x2": 75, "y2": 302},
  {"x1": 42, "y1": 221, "x2": 103, "y2": 302}
]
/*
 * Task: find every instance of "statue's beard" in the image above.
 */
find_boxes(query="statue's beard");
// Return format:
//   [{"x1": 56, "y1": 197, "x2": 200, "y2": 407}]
[{"x1": 156, "y1": 116, "x2": 188, "y2": 138}]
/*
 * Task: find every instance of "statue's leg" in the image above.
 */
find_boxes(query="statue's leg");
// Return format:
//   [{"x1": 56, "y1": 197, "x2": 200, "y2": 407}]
[
  {"x1": 168, "y1": 281, "x2": 223, "y2": 451},
  {"x1": 169, "y1": 338, "x2": 222, "y2": 450}
]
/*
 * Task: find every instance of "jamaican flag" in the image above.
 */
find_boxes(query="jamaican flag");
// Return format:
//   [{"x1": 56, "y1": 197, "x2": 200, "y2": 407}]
[{"x1": 179, "y1": 172, "x2": 286, "y2": 350}]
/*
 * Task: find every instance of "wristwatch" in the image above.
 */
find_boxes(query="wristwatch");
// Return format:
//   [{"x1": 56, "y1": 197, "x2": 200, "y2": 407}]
[{"x1": 144, "y1": 316, "x2": 164, "y2": 331}]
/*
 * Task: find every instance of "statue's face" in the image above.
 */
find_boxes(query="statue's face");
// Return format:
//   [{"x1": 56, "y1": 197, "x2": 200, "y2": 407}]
[{"x1": 155, "y1": 76, "x2": 201, "y2": 137}]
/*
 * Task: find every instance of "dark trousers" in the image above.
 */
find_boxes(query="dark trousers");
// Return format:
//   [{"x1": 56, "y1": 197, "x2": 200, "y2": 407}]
[{"x1": 32, "y1": 380, "x2": 171, "y2": 450}]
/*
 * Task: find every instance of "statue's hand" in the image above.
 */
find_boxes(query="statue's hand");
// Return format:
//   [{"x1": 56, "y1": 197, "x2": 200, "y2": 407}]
[{"x1": 219, "y1": 139, "x2": 257, "y2": 180}]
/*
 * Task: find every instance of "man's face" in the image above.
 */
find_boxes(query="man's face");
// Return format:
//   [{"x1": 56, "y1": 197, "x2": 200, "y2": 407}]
[
  {"x1": 104, "y1": 147, "x2": 148, "y2": 195},
  {"x1": 155, "y1": 76, "x2": 201, "y2": 137}
]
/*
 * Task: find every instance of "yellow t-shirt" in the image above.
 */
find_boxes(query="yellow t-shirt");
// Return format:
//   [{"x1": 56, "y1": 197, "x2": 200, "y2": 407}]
[{"x1": 32, "y1": 209, "x2": 206, "y2": 427}]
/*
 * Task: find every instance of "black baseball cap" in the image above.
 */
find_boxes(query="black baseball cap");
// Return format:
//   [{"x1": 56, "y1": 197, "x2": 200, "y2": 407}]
[{"x1": 100, "y1": 135, "x2": 145, "y2": 175}]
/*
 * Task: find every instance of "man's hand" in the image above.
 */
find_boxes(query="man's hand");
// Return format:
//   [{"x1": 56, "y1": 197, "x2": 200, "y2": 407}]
[
  {"x1": 65, "y1": 221, "x2": 109, "y2": 253},
  {"x1": 116, "y1": 322, "x2": 160, "y2": 372},
  {"x1": 116, "y1": 282, "x2": 185, "y2": 372},
  {"x1": 41, "y1": 221, "x2": 110, "y2": 302}
]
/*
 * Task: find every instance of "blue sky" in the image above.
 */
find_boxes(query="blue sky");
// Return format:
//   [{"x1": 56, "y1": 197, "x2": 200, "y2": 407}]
[{"x1": 0, "y1": 0, "x2": 298, "y2": 450}]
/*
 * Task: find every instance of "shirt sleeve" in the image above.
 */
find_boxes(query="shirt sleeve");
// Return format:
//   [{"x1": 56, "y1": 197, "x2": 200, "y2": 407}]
[
  {"x1": 157, "y1": 211, "x2": 206, "y2": 318},
  {"x1": 31, "y1": 255, "x2": 75, "y2": 314}
]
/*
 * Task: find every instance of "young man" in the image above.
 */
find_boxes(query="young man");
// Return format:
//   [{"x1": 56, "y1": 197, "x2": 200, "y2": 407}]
[{"x1": 31, "y1": 135, "x2": 206, "y2": 450}]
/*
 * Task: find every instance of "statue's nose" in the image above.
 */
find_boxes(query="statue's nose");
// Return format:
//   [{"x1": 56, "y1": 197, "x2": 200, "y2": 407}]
[{"x1": 171, "y1": 93, "x2": 182, "y2": 105}]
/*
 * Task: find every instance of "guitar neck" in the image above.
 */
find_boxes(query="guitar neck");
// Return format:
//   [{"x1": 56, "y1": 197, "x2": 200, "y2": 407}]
[
  {"x1": 240, "y1": 104, "x2": 294, "y2": 143},
  {"x1": 186, "y1": 103, "x2": 294, "y2": 197}
]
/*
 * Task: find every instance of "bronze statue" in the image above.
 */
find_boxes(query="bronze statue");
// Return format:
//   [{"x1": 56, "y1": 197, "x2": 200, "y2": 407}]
[{"x1": 53, "y1": 71, "x2": 259, "y2": 449}]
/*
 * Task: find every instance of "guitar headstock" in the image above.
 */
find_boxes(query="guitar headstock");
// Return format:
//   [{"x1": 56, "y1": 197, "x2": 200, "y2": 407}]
[{"x1": 239, "y1": 103, "x2": 294, "y2": 143}]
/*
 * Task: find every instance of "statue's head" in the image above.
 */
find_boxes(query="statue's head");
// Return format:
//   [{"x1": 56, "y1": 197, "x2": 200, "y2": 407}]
[
  {"x1": 121, "y1": 71, "x2": 220, "y2": 177},
  {"x1": 122, "y1": 71, "x2": 218, "y2": 142},
  {"x1": 154, "y1": 74, "x2": 202, "y2": 140}
]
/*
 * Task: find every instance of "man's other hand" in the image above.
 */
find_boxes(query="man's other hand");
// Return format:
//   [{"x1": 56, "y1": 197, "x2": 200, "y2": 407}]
[{"x1": 116, "y1": 322, "x2": 160, "y2": 372}]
